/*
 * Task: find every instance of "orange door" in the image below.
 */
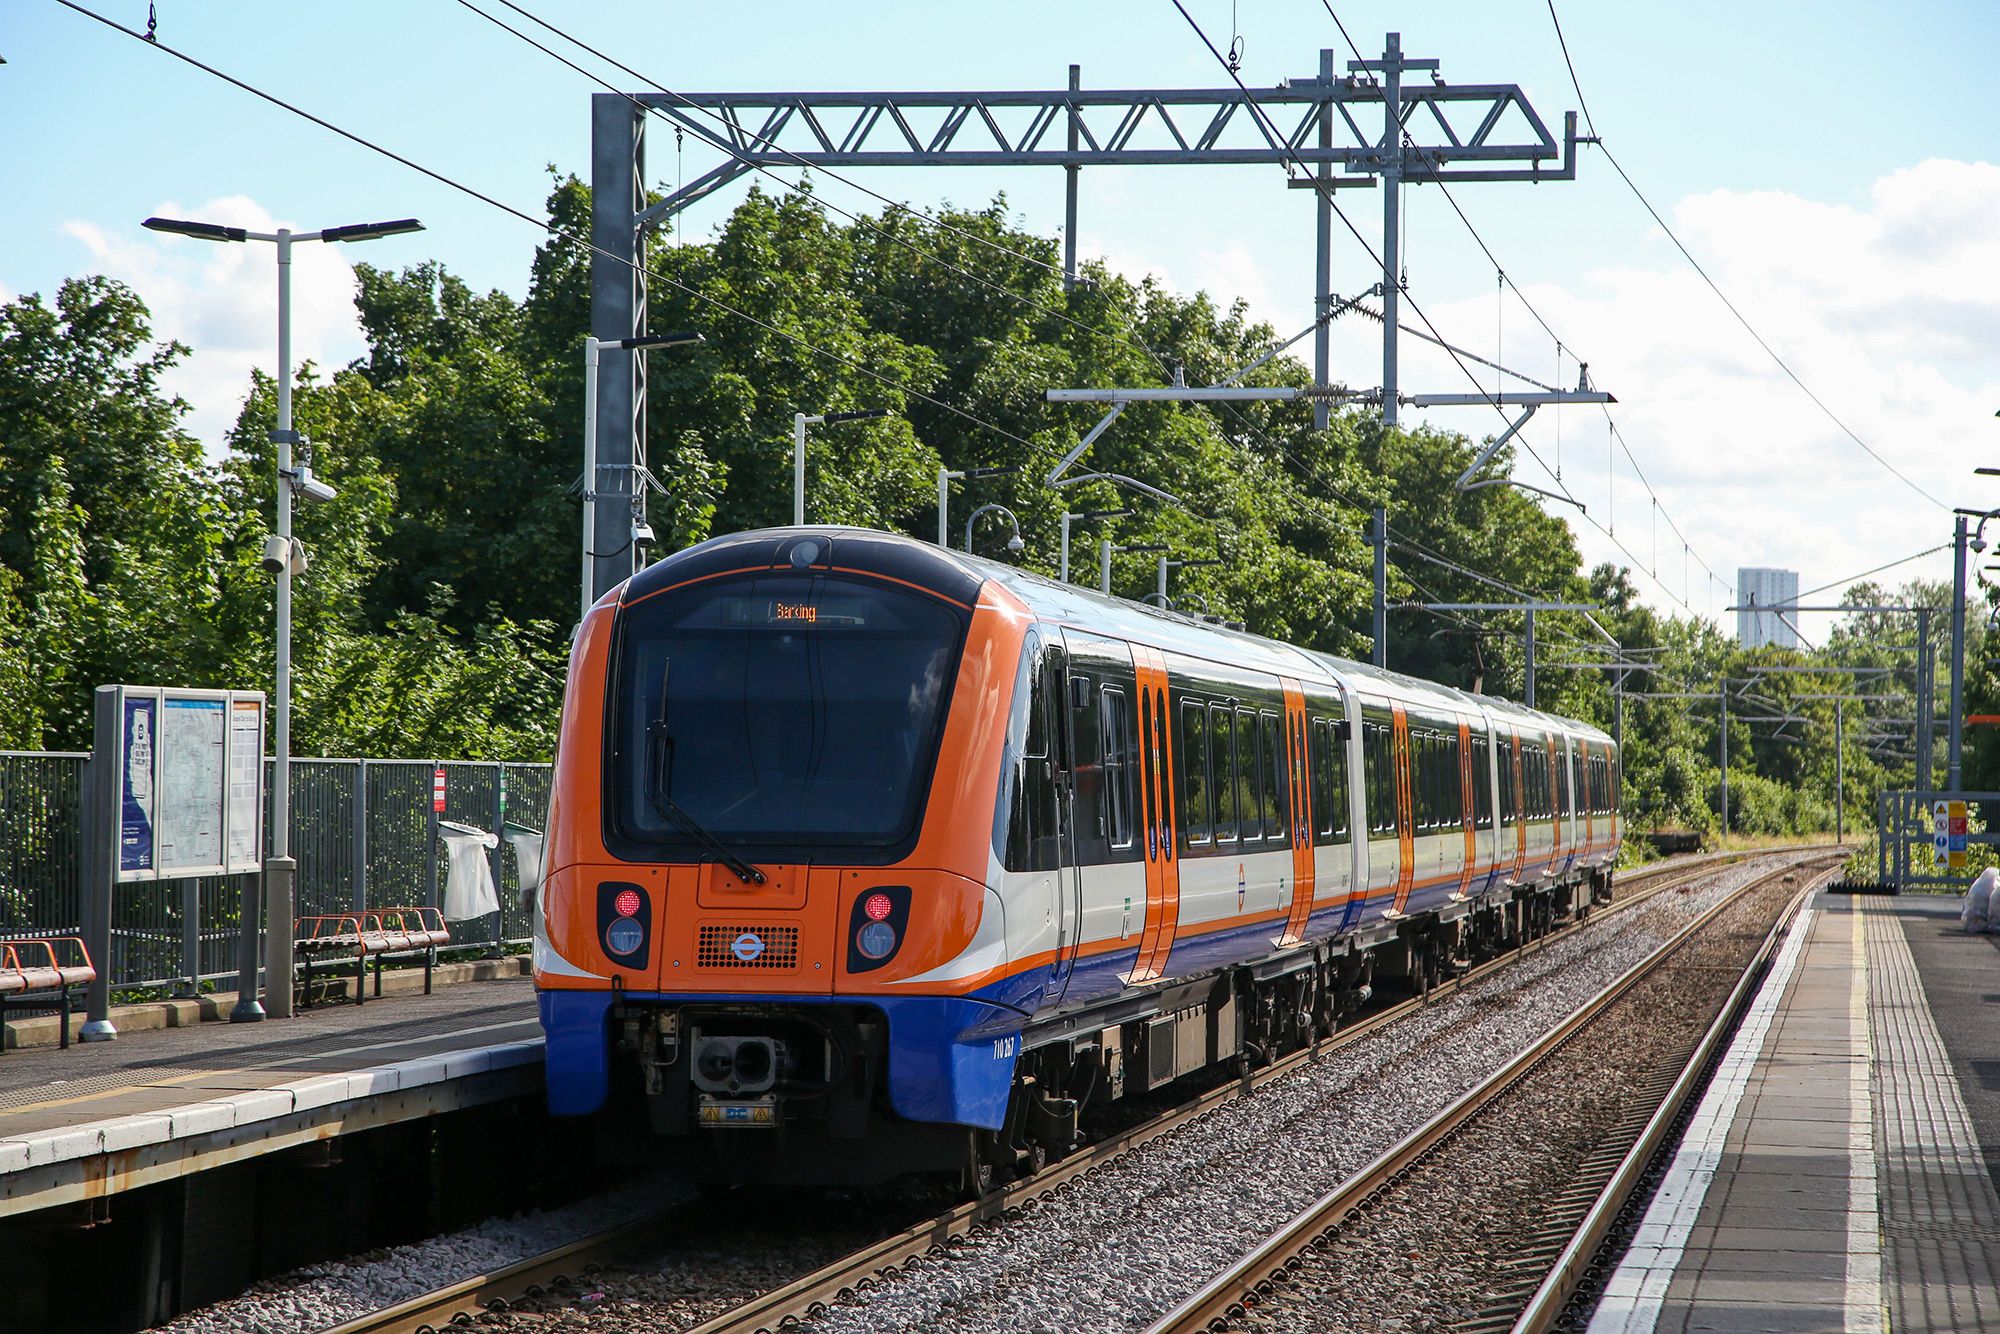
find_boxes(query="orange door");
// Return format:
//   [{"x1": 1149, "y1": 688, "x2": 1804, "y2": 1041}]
[
  {"x1": 1280, "y1": 681, "x2": 1316, "y2": 944},
  {"x1": 1127, "y1": 664, "x2": 1164, "y2": 982},
  {"x1": 1128, "y1": 648, "x2": 1182, "y2": 982},
  {"x1": 1391, "y1": 706, "x2": 1416, "y2": 915},
  {"x1": 1149, "y1": 652, "x2": 1183, "y2": 974}
]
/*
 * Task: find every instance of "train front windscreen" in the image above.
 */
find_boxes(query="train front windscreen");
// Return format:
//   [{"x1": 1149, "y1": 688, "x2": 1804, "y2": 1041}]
[{"x1": 605, "y1": 573, "x2": 969, "y2": 861}]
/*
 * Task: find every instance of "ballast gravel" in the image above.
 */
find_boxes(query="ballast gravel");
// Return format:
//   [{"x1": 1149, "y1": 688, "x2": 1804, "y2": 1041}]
[
  {"x1": 1235, "y1": 865, "x2": 1808, "y2": 1331},
  {"x1": 153, "y1": 852, "x2": 1811, "y2": 1334},
  {"x1": 151, "y1": 1173, "x2": 694, "y2": 1334},
  {"x1": 789, "y1": 853, "x2": 1811, "y2": 1334}
]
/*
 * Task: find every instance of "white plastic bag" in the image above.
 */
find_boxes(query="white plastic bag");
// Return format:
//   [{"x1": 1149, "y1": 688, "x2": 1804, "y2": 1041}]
[
  {"x1": 503, "y1": 822, "x2": 545, "y2": 911},
  {"x1": 1960, "y1": 866, "x2": 1997, "y2": 933},
  {"x1": 438, "y1": 819, "x2": 502, "y2": 921}
]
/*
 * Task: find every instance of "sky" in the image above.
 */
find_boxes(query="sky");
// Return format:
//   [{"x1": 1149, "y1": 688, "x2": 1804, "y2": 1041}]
[{"x1": 6, "y1": 0, "x2": 2000, "y2": 634}]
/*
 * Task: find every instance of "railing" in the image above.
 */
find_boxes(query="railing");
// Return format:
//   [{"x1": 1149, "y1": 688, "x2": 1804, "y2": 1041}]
[
  {"x1": 1875, "y1": 789, "x2": 2000, "y2": 891},
  {"x1": 0, "y1": 751, "x2": 551, "y2": 994}
]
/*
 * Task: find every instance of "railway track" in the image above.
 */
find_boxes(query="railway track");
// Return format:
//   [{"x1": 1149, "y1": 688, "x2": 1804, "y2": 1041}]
[
  {"x1": 1143, "y1": 851, "x2": 1842, "y2": 1334},
  {"x1": 315, "y1": 846, "x2": 1824, "y2": 1334}
]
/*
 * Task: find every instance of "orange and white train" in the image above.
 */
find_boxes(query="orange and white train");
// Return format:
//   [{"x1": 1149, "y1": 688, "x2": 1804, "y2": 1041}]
[{"x1": 535, "y1": 527, "x2": 1621, "y2": 1186}]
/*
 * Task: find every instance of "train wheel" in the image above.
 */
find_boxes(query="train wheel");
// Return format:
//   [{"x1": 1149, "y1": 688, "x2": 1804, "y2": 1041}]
[{"x1": 960, "y1": 1137, "x2": 995, "y2": 1200}]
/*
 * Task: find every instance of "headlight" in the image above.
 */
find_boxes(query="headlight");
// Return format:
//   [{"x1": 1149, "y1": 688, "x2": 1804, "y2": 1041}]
[{"x1": 855, "y1": 919, "x2": 898, "y2": 960}]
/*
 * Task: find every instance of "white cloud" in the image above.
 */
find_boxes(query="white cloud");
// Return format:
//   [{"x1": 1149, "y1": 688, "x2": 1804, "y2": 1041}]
[
  {"x1": 1078, "y1": 231, "x2": 1293, "y2": 337},
  {"x1": 1392, "y1": 159, "x2": 2000, "y2": 620},
  {"x1": 63, "y1": 196, "x2": 371, "y2": 458}
]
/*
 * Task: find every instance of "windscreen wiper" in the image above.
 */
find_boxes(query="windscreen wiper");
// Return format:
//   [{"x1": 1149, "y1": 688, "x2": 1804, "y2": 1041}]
[
  {"x1": 646, "y1": 660, "x2": 766, "y2": 885},
  {"x1": 648, "y1": 784, "x2": 768, "y2": 887}
]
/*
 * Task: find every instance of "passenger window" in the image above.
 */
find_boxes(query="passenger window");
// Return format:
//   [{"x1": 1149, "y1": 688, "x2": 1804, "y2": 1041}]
[
  {"x1": 1212, "y1": 705, "x2": 1237, "y2": 843},
  {"x1": 1101, "y1": 687, "x2": 1133, "y2": 850},
  {"x1": 1237, "y1": 707, "x2": 1262, "y2": 844},
  {"x1": 1261, "y1": 712, "x2": 1286, "y2": 840},
  {"x1": 1180, "y1": 700, "x2": 1210, "y2": 845},
  {"x1": 1321, "y1": 718, "x2": 1349, "y2": 839}
]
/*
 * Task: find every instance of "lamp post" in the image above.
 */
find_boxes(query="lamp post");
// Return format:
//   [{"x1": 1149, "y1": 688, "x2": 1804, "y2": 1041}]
[
  {"x1": 145, "y1": 213, "x2": 423, "y2": 1020},
  {"x1": 936, "y1": 464, "x2": 1021, "y2": 545},
  {"x1": 792, "y1": 409, "x2": 891, "y2": 526},
  {"x1": 1947, "y1": 503, "x2": 2000, "y2": 791},
  {"x1": 582, "y1": 332, "x2": 704, "y2": 620},
  {"x1": 1059, "y1": 508, "x2": 1132, "y2": 583},
  {"x1": 963, "y1": 503, "x2": 1026, "y2": 556}
]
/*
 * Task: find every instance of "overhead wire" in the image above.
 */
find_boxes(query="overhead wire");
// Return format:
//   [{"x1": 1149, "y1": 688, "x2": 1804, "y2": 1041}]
[
  {"x1": 451, "y1": 0, "x2": 1195, "y2": 386},
  {"x1": 510, "y1": 0, "x2": 1655, "y2": 633},
  {"x1": 461, "y1": 0, "x2": 1433, "y2": 603},
  {"x1": 78, "y1": 0, "x2": 1719, "y2": 654},
  {"x1": 1205, "y1": 2, "x2": 1702, "y2": 618},
  {"x1": 1314, "y1": 0, "x2": 1734, "y2": 609},
  {"x1": 52, "y1": 0, "x2": 1047, "y2": 457},
  {"x1": 1543, "y1": 0, "x2": 1945, "y2": 511}
]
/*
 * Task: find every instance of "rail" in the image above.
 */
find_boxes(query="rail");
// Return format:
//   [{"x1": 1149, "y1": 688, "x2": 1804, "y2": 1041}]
[
  {"x1": 1143, "y1": 853, "x2": 1839, "y2": 1334},
  {"x1": 315, "y1": 846, "x2": 1811, "y2": 1334}
]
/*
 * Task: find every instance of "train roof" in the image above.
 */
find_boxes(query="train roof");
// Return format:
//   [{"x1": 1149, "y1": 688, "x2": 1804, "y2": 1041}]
[{"x1": 629, "y1": 526, "x2": 1612, "y2": 749}]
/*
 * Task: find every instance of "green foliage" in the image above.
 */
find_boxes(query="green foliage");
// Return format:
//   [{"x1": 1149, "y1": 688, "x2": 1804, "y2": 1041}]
[{"x1": 0, "y1": 172, "x2": 1947, "y2": 834}]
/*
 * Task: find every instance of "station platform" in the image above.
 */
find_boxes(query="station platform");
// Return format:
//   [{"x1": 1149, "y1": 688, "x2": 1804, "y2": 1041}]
[
  {"x1": 0, "y1": 977, "x2": 542, "y2": 1219},
  {"x1": 1591, "y1": 890, "x2": 2000, "y2": 1333}
]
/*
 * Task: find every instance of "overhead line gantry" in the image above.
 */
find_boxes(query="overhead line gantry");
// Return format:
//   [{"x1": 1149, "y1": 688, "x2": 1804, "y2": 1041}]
[{"x1": 586, "y1": 37, "x2": 1585, "y2": 602}]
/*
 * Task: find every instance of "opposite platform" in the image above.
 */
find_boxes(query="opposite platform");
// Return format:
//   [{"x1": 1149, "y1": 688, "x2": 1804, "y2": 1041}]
[
  {"x1": 1592, "y1": 890, "x2": 2000, "y2": 1334},
  {"x1": 0, "y1": 977, "x2": 542, "y2": 1218}
]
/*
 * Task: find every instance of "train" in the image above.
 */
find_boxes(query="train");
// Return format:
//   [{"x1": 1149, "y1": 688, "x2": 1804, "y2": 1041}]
[{"x1": 533, "y1": 527, "x2": 1622, "y2": 1188}]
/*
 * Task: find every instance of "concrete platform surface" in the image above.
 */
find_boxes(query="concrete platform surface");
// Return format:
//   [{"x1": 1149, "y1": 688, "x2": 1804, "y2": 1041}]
[
  {"x1": 0, "y1": 977, "x2": 542, "y2": 1218},
  {"x1": 1591, "y1": 890, "x2": 2000, "y2": 1334}
]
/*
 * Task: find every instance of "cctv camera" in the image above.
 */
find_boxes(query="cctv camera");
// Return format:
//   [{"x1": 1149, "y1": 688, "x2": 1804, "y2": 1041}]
[
  {"x1": 261, "y1": 535, "x2": 289, "y2": 574},
  {"x1": 1006, "y1": 534, "x2": 1026, "y2": 554},
  {"x1": 291, "y1": 465, "x2": 338, "y2": 505},
  {"x1": 632, "y1": 518, "x2": 658, "y2": 547}
]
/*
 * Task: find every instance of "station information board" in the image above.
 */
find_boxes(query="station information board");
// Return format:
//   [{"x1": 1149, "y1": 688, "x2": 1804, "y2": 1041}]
[{"x1": 108, "y1": 686, "x2": 266, "y2": 882}]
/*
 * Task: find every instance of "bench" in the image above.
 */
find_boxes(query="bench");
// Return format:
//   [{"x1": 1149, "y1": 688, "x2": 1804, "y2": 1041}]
[
  {"x1": 294, "y1": 908, "x2": 451, "y2": 1008},
  {"x1": 0, "y1": 936, "x2": 97, "y2": 1052}
]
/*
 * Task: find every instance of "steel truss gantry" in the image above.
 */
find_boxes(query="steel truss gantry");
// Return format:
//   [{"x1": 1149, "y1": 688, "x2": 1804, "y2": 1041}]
[{"x1": 586, "y1": 36, "x2": 1583, "y2": 598}]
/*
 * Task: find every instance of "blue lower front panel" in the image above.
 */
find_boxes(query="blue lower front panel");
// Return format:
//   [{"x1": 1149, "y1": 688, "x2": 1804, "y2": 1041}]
[
  {"x1": 539, "y1": 989, "x2": 617, "y2": 1116},
  {"x1": 536, "y1": 987, "x2": 1024, "y2": 1131}
]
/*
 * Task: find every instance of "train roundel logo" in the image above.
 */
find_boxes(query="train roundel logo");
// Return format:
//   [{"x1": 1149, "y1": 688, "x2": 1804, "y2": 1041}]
[{"x1": 731, "y1": 931, "x2": 766, "y2": 962}]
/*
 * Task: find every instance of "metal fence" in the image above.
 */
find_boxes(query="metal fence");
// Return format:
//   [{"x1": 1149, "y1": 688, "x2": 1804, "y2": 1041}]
[
  {"x1": 1875, "y1": 789, "x2": 2000, "y2": 891},
  {"x1": 0, "y1": 750, "x2": 552, "y2": 994}
]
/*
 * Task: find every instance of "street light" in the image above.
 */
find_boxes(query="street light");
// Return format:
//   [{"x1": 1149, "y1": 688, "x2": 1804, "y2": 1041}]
[
  {"x1": 936, "y1": 464, "x2": 1021, "y2": 545},
  {"x1": 793, "y1": 408, "x2": 890, "y2": 525},
  {"x1": 1059, "y1": 508, "x2": 1133, "y2": 583},
  {"x1": 144, "y1": 213, "x2": 424, "y2": 1021},
  {"x1": 582, "y1": 332, "x2": 704, "y2": 620},
  {"x1": 964, "y1": 503, "x2": 1026, "y2": 557}
]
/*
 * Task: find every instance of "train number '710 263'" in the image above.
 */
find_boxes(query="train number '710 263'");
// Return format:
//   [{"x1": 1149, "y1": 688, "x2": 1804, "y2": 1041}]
[{"x1": 992, "y1": 1036, "x2": 1017, "y2": 1060}]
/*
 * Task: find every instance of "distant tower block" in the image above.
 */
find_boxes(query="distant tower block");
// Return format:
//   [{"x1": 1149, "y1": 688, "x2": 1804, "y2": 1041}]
[{"x1": 1737, "y1": 567, "x2": 1800, "y2": 649}]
